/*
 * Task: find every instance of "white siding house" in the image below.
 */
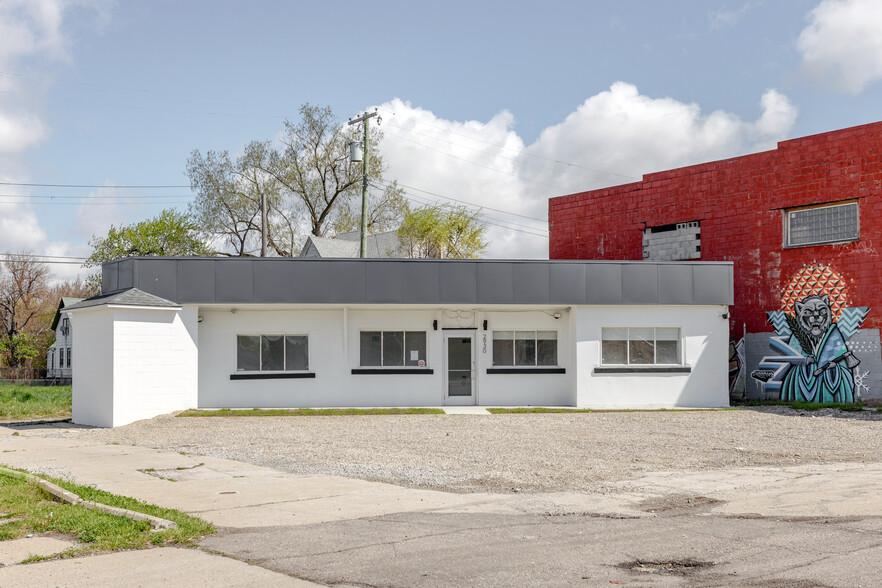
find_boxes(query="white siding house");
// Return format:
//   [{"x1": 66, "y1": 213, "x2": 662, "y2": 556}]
[
  {"x1": 46, "y1": 297, "x2": 82, "y2": 381},
  {"x1": 67, "y1": 257, "x2": 733, "y2": 427}
]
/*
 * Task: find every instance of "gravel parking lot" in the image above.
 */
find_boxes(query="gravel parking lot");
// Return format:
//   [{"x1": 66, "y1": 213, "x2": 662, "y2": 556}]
[{"x1": 81, "y1": 407, "x2": 882, "y2": 494}]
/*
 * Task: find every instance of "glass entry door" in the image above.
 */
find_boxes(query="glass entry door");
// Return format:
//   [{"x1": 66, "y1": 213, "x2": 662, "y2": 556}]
[{"x1": 445, "y1": 331, "x2": 475, "y2": 405}]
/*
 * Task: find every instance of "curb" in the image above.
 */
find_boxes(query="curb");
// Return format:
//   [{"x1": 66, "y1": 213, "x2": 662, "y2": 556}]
[{"x1": 0, "y1": 465, "x2": 177, "y2": 531}]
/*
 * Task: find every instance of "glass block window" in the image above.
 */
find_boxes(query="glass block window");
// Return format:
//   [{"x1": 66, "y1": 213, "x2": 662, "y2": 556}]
[
  {"x1": 360, "y1": 331, "x2": 427, "y2": 367},
  {"x1": 237, "y1": 334, "x2": 309, "y2": 371},
  {"x1": 493, "y1": 331, "x2": 558, "y2": 366},
  {"x1": 601, "y1": 328, "x2": 681, "y2": 365},
  {"x1": 786, "y1": 202, "x2": 858, "y2": 247}
]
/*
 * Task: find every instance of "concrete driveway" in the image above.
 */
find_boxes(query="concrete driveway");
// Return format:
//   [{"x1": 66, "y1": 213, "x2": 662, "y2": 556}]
[{"x1": 2, "y1": 421, "x2": 882, "y2": 586}]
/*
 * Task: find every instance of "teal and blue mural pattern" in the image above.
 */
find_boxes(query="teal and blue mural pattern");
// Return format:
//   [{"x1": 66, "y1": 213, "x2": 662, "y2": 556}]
[{"x1": 750, "y1": 264, "x2": 868, "y2": 403}]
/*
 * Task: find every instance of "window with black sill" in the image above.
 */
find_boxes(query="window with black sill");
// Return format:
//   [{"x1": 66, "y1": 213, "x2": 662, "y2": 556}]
[{"x1": 232, "y1": 334, "x2": 311, "y2": 379}]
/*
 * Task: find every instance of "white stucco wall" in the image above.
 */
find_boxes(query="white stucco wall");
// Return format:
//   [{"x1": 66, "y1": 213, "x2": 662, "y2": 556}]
[
  {"x1": 70, "y1": 308, "x2": 114, "y2": 427},
  {"x1": 196, "y1": 305, "x2": 574, "y2": 408},
  {"x1": 70, "y1": 305, "x2": 198, "y2": 428},
  {"x1": 573, "y1": 305, "x2": 729, "y2": 408},
  {"x1": 111, "y1": 306, "x2": 198, "y2": 427},
  {"x1": 74, "y1": 299, "x2": 728, "y2": 426}
]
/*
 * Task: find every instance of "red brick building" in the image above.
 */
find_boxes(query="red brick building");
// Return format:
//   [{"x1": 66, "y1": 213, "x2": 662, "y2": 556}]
[{"x1": 549, "y1": 121, "x2": 882, "y2": 401}]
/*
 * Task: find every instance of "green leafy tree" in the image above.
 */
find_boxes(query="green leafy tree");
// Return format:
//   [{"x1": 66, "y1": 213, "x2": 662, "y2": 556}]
[
  {"x1": 85, "y1": 208, "x2": 211, "y2": 289},
  {"x1": 186, "y1": 103, "x2": 404, "y2": 256},
  {"x1": 398, "y1": 204, "x2": 489, "y2": 259},
  {"x1": 0, "y1": 253, "x2": 50, "y2": 377},
  {"x1": 86, "y1": 208, "x2": 212, "y2": 266}
]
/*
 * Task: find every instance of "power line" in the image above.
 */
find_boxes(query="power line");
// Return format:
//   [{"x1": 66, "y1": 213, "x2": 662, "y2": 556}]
[
  {"x1": 0, "y1": 259, "x2": 87, "y2": 265},
  {"x1": 1, "y1": 253, "x2": 88, "y2": 260},
  {"x1": 0, "y1": 70, "x2": 279, "y2": 112},
  {"x1": 4, "y1": 200, "x2": 191, "y2": 206},
  {"x1": 372, "y1": 181, "x2": 548, "y2": 238},
  {"x1": 381, "y1": 118, "x2": 636, "y2": 184},
  {"x1": 0, "y1": 182, "x2": 190, "y2": 189},
  {"x1": 0, "y1": 194, "x2": 194, "y2": 200},
  {"x1": 376, "y1": 179, "x2": 547, "y2": 223},
  {"x1": 380, "y1": 128, "x2": 571, "y2": 193},
  {"x1": 0, "y1": 253, "x2": 88, "y2": 265},
  {"x1": 377, "y1": 107, "x2": 638, "y2": 181},
  {"x1": 398, "y1": 190, "x2": 548, "y2": 237}
]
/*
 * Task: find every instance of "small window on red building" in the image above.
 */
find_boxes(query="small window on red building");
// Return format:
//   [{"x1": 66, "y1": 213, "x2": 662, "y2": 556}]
[{"x1": 785, "y1": 201, "x2": 858, "y2": 248}]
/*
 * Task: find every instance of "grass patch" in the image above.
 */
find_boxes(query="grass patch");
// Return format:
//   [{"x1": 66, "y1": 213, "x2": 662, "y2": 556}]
[
  {"x1": 0, "y1": 467, "x2": 213, "y2": 559},
  {"x1": 177, "y1": 407, "x2": 445, "y2": 417},
  {"x1": 487, "y1": 407, "x2": 595, "y2": 414},
  {"x1": 0, "y1": 382, "x2": 71, "y2": 421},
  {"x1": 733, "y1": 399, "x2": 865, "y2": 411}
]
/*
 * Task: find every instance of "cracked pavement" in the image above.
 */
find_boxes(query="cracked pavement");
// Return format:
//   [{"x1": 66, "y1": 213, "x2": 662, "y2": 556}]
[{"x1": 2, "y1": 420, "x2": 882, "y2": 587}]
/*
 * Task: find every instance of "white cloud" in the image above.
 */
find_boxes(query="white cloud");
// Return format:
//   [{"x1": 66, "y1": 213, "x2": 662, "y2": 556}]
[
  {"x1": 708, "y1": 2, "x2": 759, "y2": 31},
  {"x1": 375, "y1": 83, "x2": 797, "y2": 259},
  {"x1": 0, "y1": 0, "x2": 112, "y2": 280},
  {"x1": 797, "y1": 0, "x2": 882, "y2": 93},
  {"x1": 0, "y1": 111, "x2": 44, "y2": 153},
  {"x1": 75, "y1": 187, "x2": 130, "y2": 243},
  {"x1": 0, "y1": 0, "x2": 66, "y2": 64},
  {"x1": 0, "y1": 200, "x2": 47, "y2": 251}
]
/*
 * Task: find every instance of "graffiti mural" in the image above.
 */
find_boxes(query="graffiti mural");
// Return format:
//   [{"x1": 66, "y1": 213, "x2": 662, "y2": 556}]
[
  {"x1": 750, "y1": 264, "x2": 869, "y2": 403},
  {"x1": 728, "y1": 339, "x2": 745, "y2": 400}
]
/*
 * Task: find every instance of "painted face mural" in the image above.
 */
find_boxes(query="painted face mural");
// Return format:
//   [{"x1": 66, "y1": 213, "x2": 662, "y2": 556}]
[{"x1": 750, "y1": 264, "x2": 868, "y2": 404}]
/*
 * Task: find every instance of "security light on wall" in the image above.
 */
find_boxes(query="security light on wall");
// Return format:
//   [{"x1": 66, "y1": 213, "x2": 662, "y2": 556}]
[{"x1": 553, "y1": 313, "x2": 561, "y2": 320}]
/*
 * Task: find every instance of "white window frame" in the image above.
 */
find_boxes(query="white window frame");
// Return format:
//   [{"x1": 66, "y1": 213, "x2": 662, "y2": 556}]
[
  {"x1": 784, "y1": 201, "x2": 859, "y2": 248},
  {"x1": 358, "y1": 330, "x2": 428, "y2": 368},
  {"x1": 491, "y1": 330, "x2": 559, "y2": 367},
  {"x1": 235, "y1": 333, "x2": 310, "y2": 372},
  {"x1": 600, "y1": 327, "x2": 682, "y2": 366}
]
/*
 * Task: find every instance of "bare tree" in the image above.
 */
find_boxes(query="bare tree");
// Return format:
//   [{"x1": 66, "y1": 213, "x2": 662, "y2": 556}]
[
  {"x1": 0, "y1": 252, "x2": 50, "y2": 376},
  {"x1": 187, "y1": 104, "x2": 404, "y2": 257}
]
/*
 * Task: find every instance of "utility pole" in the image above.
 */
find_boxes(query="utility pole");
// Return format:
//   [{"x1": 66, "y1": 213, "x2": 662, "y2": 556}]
[
  {"x1": 348, "y1": 110, "x2": 379, "y2": 258},
  {"x1": 260, "y1": 190, "x2": 267, "y2": 257}
]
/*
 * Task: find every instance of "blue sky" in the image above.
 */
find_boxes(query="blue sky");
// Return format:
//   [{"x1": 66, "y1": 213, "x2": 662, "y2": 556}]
[{"x1": 2, "y1": 0, "x2": 882, "y2": 279}]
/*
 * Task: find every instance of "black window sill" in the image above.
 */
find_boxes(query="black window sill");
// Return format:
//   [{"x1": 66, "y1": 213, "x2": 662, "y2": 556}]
[
  {"x1": 230, "y1": 372, "x2": 316, "y2": 380},
  {"x1": 351, "y1": 368, "x2": 434, "y2": 375},
  {"x1": 486, "y1": 367, "x2": 566, "y2": 375},
  {"x1": 594, "y1": 366, "x2": 691, "y2": 374}
]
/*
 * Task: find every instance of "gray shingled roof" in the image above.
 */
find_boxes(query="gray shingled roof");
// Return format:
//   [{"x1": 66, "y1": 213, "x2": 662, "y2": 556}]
[
  {"x1": 300, "y1": 230, "x2": 402, "y2": 259},
  {"x1": 51, "y1": 297, "x2": 85, "y2": 330},
  {"x1": 301, "y1": 235, "x2": 360, "y2": 258},
  {"x1": 65, "y1": 288, "x2": 180, "y2": 311}
]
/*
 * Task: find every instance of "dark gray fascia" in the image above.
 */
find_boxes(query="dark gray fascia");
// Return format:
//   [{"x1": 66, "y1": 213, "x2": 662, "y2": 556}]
[{"x1": 101, "y1": 257, "x2": 734, "y2": 306}]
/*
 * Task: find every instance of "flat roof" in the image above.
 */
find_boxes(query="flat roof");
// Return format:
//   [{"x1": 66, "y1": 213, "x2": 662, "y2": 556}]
[{"x1": 101, "y1": 257, "x2": 733, "y2": 306}]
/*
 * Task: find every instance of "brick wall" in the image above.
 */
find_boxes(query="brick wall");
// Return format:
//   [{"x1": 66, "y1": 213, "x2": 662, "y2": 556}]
[{"x1": 549, "y1": 121, "x2": 882, "y2": 339}]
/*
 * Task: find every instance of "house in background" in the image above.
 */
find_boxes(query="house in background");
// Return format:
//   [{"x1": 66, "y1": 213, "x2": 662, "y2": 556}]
[
  {"x1": 46, "y1": 297, "x2": 83, "y2": 381},
  {"x1": 65, "y1": 256, "x2": 732, "y2": 427},
  {"x1": 300, "y1": 230, "x2": 402, "y2": 258},
  {"x1": 548, "y1": 121, "x2": 882, "y2": 403}
]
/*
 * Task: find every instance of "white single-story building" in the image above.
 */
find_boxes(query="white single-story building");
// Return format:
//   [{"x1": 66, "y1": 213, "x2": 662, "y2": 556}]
[{"x1": 66, "y1": 257, "x2": 733, "y2": 427}]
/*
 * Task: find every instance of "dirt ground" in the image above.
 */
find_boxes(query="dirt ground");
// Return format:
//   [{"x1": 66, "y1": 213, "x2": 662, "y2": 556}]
[{"x1": 80, "y1": 407, "x2": 882, "y2": 494}]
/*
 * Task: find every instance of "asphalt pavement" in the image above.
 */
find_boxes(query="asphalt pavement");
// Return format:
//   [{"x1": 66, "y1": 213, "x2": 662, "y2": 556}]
[{"x1": 2, "y1": 420, "x2": 881, "y2": 587}]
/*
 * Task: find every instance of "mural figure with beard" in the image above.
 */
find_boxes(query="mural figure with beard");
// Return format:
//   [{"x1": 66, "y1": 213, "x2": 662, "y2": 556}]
[
  {"x1": 751, "y1": 265, "x2": 869, "y2": 404},
  {"x1": 780, "y1": 295, "x2": 859, "y2": 403}
]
